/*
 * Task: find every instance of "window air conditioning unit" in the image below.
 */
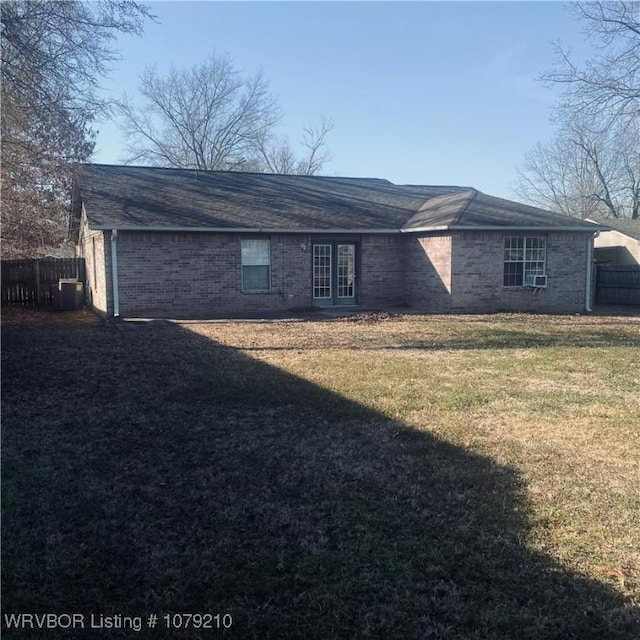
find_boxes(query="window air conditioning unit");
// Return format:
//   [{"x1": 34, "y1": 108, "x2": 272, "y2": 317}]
[{"x1": 524, "y1": 274, "x2": 548, "y2": 288}]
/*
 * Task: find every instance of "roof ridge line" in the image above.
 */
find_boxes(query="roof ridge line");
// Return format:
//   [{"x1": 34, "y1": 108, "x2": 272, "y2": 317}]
[
  {"x1": 83, "y1": 162, "x2": 396, "y2": 183},
  {"x1": 452, "y1": 189, "x2": 479, "y2": 226},
  {"x1": 412, "y1": 188, "x2": 468, "y2": 215}
]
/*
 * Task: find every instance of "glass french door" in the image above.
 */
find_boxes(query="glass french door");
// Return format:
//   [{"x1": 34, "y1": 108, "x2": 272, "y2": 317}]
[
  {"x1": 313, "y1": 244, "x2": 332, "y2": 301},
  {"x1": 313, "y1": 243, "x2": 357, "y2": 306}
]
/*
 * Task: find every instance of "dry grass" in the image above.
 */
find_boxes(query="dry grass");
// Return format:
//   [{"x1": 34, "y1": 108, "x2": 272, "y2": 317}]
[{"x1": 2, "y1": 310, "x2": 639, "y2": 639}]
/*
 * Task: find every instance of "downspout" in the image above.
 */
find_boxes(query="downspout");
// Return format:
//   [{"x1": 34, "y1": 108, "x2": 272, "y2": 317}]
[
  {"x1": 585, "y1": 232, "x2": 598, "y2": 313},
  {"x1": 110, "y1": 229, "x2": 120, "y2": 317}
]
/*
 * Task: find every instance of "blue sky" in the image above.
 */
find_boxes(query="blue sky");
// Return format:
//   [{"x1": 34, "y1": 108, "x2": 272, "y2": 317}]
[{"x1": 94, "y1": 1, "x2": 593, "y2": 200}]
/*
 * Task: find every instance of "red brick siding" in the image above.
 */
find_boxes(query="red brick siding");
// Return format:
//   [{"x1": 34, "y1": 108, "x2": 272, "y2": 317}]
[
  {"x1": 403, "y1": 234, "x2": 453, "y2": 312},
  {"x1": 359, "y1": 235, "x2": 406, "y2": 307},
  {"x1": 115, "y1": 232, "x2": 311, "y2": 317},
  {"x1": 449, "y1": 232, "x2": 588, "y2": 313},
  {"x1": 81, "y1": 228, "x2": 591, "y2": 317},
  {"x1": 78, "y1": 224, "x2": 110, "y2": 315}
]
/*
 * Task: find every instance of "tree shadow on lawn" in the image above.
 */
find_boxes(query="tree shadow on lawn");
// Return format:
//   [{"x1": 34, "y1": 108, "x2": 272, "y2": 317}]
[{"x1": 2, "y1": 323, "x2": 638, "y2": 639}]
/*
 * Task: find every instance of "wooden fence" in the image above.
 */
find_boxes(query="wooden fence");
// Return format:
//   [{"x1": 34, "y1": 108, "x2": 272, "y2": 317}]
[
  {"x1": 595, "y1": 264, "x2": 640, "y2": 306},
  {"x1": 1, "y1": 258, "x2": 86, "y2": 307}
]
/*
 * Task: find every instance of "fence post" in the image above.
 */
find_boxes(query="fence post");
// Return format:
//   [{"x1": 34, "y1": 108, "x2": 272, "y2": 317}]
[{"x1": 34, "y1": 260, "x2": 42, "y2": 306}]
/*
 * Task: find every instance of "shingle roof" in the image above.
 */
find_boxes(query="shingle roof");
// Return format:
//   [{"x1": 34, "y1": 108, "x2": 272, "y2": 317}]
[
  {"x1": 76, "y1": 164, "x2": 600, "y2": 233},
  {"x1": 588, "y1": 216, "x2": 640, "y2": 240},
  {"x1": 405, "y1": 190, "x2": 601, "y2": 231}
]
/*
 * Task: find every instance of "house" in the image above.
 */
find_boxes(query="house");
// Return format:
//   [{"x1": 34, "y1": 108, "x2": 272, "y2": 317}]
[
  {"x1": 72, "y1": 164, "x2": 602, "y2": 318},
  {"x1": 588, "y1": 217, "x2": 640, "y2": 265}
]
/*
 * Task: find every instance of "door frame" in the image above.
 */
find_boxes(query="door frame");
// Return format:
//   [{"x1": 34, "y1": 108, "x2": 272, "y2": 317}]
[{"x1": 311, "y1": 240, "x2": 360, "y2": 307}]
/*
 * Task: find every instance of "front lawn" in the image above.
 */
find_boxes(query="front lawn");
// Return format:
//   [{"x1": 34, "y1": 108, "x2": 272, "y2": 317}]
[{"x1": 2, "y1": 311, "x2": 639, "y2": 639}]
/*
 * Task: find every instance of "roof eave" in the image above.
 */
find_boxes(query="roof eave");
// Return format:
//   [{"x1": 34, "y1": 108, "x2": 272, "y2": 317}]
[
  {"x1": 88, "y1": 224, "x2": 402, "y2": 234},
  {"x1": 402, "y1": 225, "x2": 602, "y2": 233},
  {"x1": 87, "y1": 223, "x2": 602, "y2": 234}
]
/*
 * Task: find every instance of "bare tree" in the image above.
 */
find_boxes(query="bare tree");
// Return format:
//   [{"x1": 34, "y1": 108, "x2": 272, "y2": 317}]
[
  {"x1": 1, "y1": 0, "x2": 152, "y2": 257},
  {"x1": 622, "y1": 139, "x2": 640, "y2": 219},
  {"x1": 514, "y1": 120, "x2": 640, "y2": 219},
  {"x1": 514, "y1": 136, "x2": 595, "y2": 219},
  {"x1": 542, "y1": 1, "x2": 640, "y2": 124},
  {"x1": 253, "y1": 117, "x2": 333, "y2": 175},
  {"x1": 119, "y1": 53, "x2": 282, "y2": 170},
  {"x1": 1, "y1": 83, "x2": 95, "y2": 256},
  {"x1": 297, "y1": 118, "x2": 333, "y2": 175},
  {"x1": 119, "y1": 54, "x2": 333, "y2": 175},
  {"x1": 515, "y1": 1, "x2": 640, "y2": 220}
]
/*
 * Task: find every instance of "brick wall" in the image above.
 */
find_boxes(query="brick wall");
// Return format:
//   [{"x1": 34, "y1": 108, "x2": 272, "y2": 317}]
[
  {"x1": 78, "y1": 223, "x2": 110, "y2": 315},
  {"x1": 81, "y1": 228, "x2": 591, "y2": 317},
  {"x1": 404, "y1": 234, "x2": 453, "y2": 312},
  {"x1": 449, "y1": 232, "x2": 588, "y2": 313},
  {"x1": 359, "y1": 235, "x2": 406, "y2": 307},
  {"x1": 112, "y1": 231, "x2": 407, "y2": 317},
  {"x1": 115, "y1": 232, "x2": 312, "y2": 317}
]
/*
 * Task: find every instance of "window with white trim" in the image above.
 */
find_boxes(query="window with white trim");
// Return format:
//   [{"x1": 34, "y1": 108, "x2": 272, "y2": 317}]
[
  {"x1": 313, "y1": 244, "x2": 332, "y2": 299},
  {"x1": 503, "y1": 236, "x2": 546, "y2": 287},
  {"x1": 241, "y1": 239, "x2": 270, "y2": 291}
]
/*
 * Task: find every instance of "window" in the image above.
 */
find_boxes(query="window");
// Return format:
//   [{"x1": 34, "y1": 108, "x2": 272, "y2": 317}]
[
  {"x1": 503, "y1": 236, "x2": 546, "y2": 287},
  {"x1": 241, "y1": 239, "x2": 270, "y2": 291},
  {"x1": 337, "y1": 244, "x2": 355, "y2": 298},
  {"x1": 313, "y1": 244, "x2": 332, "y2": 299}
]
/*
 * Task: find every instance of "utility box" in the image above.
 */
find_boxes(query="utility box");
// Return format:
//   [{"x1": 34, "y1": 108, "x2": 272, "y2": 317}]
[{"x1": 58, "y1": 279, "x2": 83, "y2": 310}]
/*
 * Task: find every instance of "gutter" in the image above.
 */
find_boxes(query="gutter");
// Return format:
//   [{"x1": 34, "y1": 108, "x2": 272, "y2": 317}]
[
  {"x1": 585, "y1": 231, "x2": 599, "y2": 313},
  {"x1": 110, "y1": 229, "x2": 120, "y2": 317},
  {"x1": 401, "y1": 225, "x2": 604, "y2": 234},
  {"x1": 90, "y1": 225, "x2": 401, "y2": 234},
  {"x1": 89, "y1": 224, "x2": 602, "y2": 234}
]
